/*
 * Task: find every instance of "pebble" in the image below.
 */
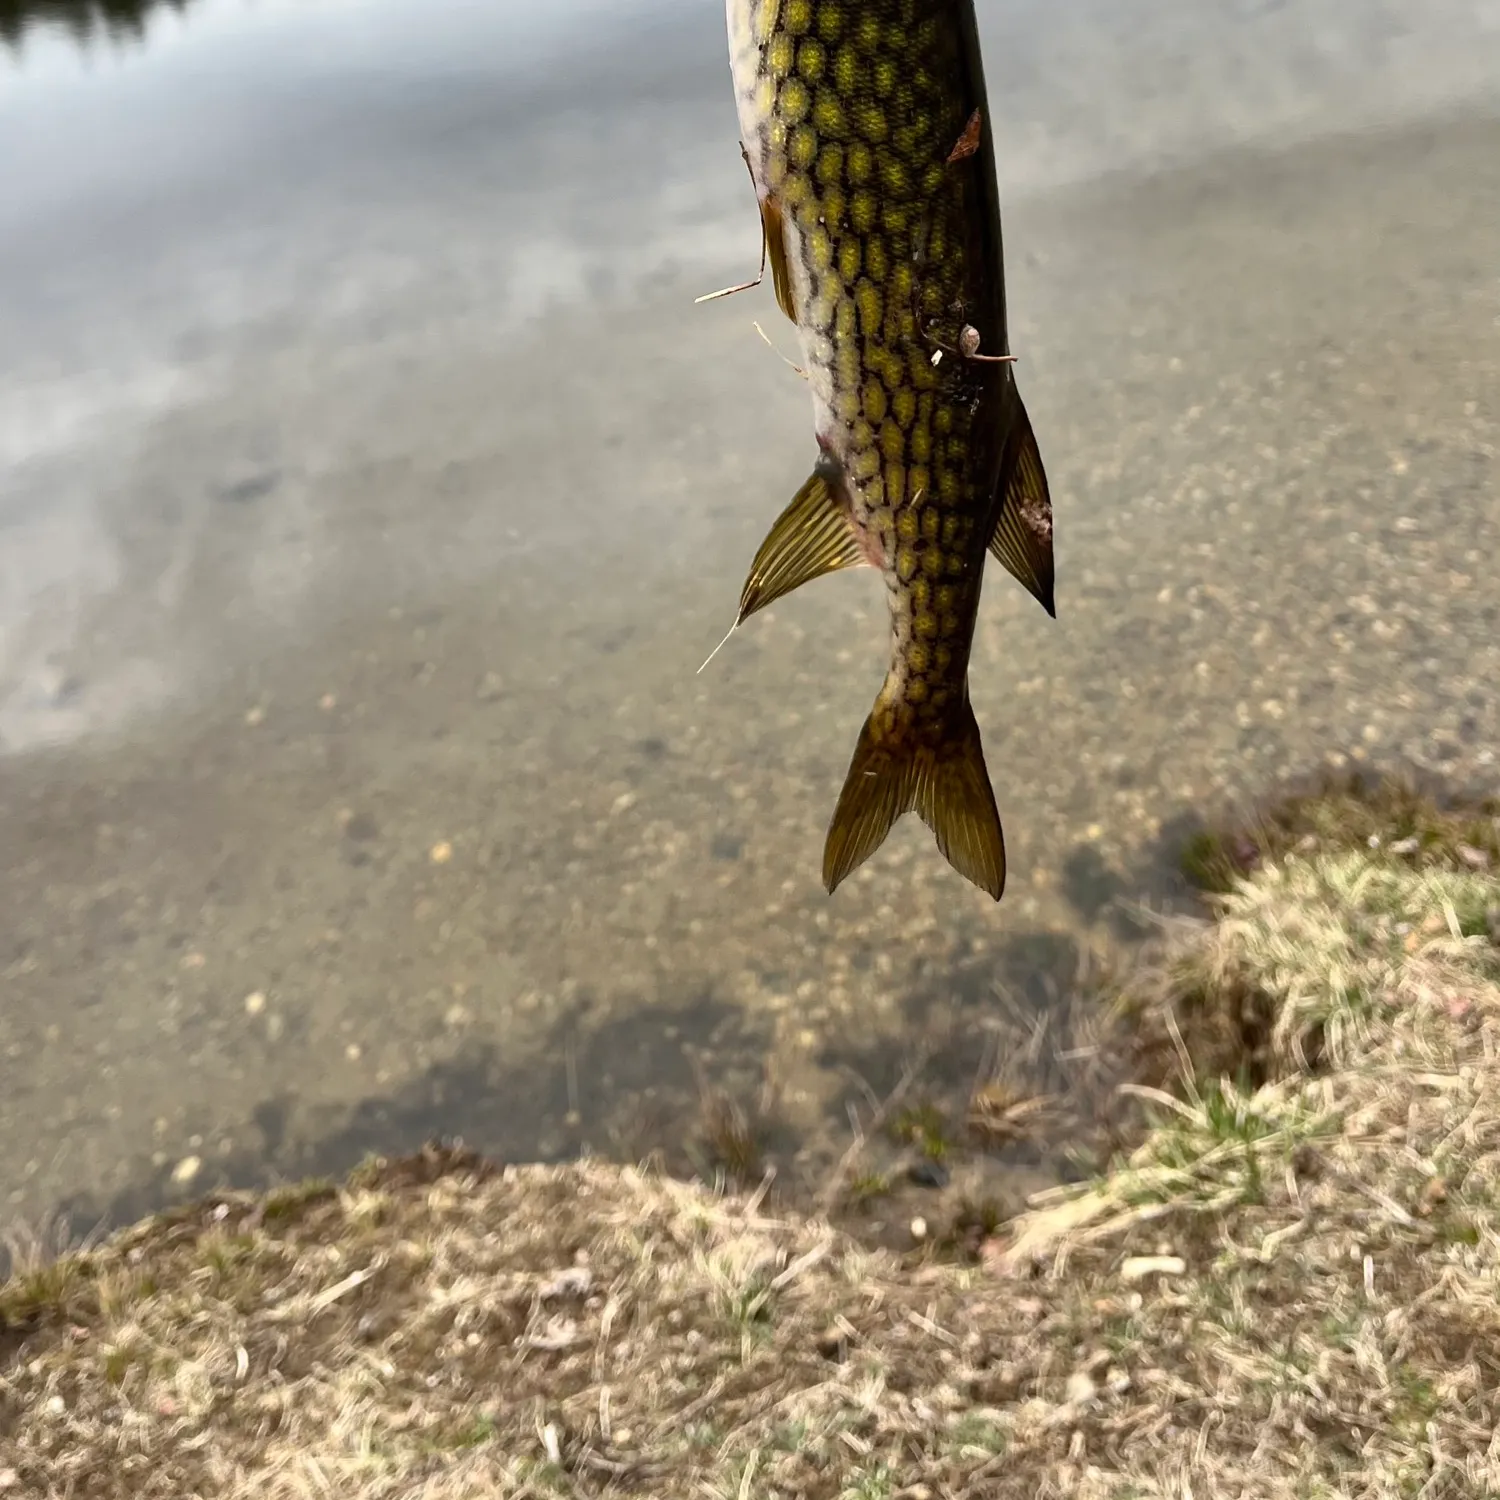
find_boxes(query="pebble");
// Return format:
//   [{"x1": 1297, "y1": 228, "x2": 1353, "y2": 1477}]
[
  {"x1": 429, "y1": 841, "x2": 453, "y2": 865},
  {"x1": 540, "y1": 1266, "x2": 594, "y2": 1300},
  {"x1": 909, "y1": 1216, "x2": 928, "y2": 1241},
  {"x1": 244, "y1": 991, "x2": 266, "y2": 1016},
  {"x1": 1121, "y1": 1255, "x2": 1187, "y2": 1282},
  {"x1": 172, "y1": 1155, "x2": 202, "y2": 1187},
  {"x1": 907, "y1": 1159, "x2": 950, "y2": 1189}
]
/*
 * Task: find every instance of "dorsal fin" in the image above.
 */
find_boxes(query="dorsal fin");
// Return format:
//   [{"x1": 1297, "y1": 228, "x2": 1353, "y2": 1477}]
[{"x1": 988, "y1": 394, "x2": 1055, "y2": 618}]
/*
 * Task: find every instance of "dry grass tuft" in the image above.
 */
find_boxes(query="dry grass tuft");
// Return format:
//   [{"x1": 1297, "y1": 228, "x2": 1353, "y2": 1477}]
[
  {"x1": 4, "y1": 846, "x2": 1499, "y2": 1498},
  {"x1": 691, "y1": 1065, "x2": 777, "y2": 1191}
]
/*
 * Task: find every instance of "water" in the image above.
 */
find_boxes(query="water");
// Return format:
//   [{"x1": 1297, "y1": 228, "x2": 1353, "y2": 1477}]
[{"x1": 1, "y1": 0, "x2": 1498, "y2": 1241}]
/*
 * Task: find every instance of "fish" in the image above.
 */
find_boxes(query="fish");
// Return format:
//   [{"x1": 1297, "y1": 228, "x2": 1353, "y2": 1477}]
[{"x1": 707, "y1": 0, "x2": 1055, "y2": 901}]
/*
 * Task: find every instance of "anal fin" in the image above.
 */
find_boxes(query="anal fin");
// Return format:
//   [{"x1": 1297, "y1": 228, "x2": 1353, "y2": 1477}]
[
  {"x1": 760, "y1": 193, "x2": 798, "y2": 324},
  {"x1": 739, "y1": 454, "x2": 866, "y2": 623},
  {"x1": 988, "y1": 394, "x2": 1056, "y2": 618}
]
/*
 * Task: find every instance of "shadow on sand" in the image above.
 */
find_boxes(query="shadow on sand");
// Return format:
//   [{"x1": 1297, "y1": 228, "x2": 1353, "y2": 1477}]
[{"x1": 31, "y1": 923, "x2": 1103, "y2": 1266}]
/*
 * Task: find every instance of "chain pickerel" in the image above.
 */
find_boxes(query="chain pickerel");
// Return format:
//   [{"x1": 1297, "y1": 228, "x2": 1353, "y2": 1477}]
[{"x1": 708, "y1": 0, "x2": 1055, "y2": 900}]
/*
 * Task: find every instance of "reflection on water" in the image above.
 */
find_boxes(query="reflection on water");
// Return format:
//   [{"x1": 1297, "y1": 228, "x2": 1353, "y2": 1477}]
[
  {"x1": 0, "y1": 0, "x2": 1498, "y2": 1255},
  {"x1": 0, "y1": 0, "x2": 189, "y2": 45}
]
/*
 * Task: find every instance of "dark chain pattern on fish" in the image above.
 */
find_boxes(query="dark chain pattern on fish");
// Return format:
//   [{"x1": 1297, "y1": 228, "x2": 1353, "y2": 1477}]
[
  {"x1": 717, "y1": 0, "x2": 1055, "y2": 899},
  {"x1": 732, "y1": 0, "x2": 1009, "y2": 741}
]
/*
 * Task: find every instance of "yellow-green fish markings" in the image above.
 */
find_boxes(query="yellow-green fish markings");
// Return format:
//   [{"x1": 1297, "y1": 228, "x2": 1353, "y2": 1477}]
[{"x1": 710, "y1": 0, "x2": 1055, "y2": 901}]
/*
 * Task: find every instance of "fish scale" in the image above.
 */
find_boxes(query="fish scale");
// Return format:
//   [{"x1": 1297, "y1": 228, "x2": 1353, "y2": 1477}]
[{"x1": 714, "y1": 0, "x2": 1056, "y2": 901}]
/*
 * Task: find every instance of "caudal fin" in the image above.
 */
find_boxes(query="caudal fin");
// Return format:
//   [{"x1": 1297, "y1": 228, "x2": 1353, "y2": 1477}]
[{"x1": 822, "y1": 696, "x2": 1006, "y2": 900}]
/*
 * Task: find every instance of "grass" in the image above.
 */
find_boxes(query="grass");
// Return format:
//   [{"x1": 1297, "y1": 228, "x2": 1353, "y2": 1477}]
[
  {"x1": 3, "y1": 793, "x2": 1499, "y2": 1497},
  {"x1": 1179, "y1": 767, "x2": 1499, "y2": 894},
  {"x1": 886, "y1": 1101, "x2": 955, "y2": 1161},
  {"x1": 844, "y1": 1170, "x2": 893, "y2": 1206},
  {"x1": 691, "y1": 1058, "x2": 783, "y2": 1190}
]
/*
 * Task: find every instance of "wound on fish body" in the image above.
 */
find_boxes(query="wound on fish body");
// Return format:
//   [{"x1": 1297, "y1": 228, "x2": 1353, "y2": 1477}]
[
  {"x1": 946, "y1": 107, "x2": 984, "y2": 164},
  {"x1": 708, "y1": 0, "x2": 1057, "y2": 902}
]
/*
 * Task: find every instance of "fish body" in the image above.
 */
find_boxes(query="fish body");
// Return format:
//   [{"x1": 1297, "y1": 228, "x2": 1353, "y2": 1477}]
[{"x1": 717, "y1": 0, "x2": 1054, "y2": 900}]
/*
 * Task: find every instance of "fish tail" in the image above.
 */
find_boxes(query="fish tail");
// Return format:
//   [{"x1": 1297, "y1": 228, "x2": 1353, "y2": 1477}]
[{"x1": 822, "y1": 693, "x2": 1006, "y2": 901}]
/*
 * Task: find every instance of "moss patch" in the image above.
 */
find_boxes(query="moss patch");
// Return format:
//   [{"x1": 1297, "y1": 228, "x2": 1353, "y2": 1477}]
[{"x1": 1180, "y1": 768, "x2": 1500, "y2": 893}]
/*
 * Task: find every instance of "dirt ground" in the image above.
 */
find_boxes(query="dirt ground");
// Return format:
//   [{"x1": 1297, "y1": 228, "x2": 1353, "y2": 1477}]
[{"x1": 4, "y1": 776, "x2": 1499, "y2": 1498}]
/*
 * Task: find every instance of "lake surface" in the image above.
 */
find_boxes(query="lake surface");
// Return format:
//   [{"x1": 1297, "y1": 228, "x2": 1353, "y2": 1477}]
[{"x1": 2, "y1": 0, "x2": 1498, "y2": 1242}]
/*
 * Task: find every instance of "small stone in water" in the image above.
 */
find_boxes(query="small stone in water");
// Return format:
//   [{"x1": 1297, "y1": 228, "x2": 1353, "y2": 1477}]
[{"x1": 907, "y1": 1159, "x2": 950, "y2": 1189}]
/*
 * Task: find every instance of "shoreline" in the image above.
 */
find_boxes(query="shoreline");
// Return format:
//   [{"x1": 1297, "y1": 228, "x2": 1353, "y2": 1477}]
[{"x1": 5, "y1": 775, "x2": 1497, "y2": 1496}]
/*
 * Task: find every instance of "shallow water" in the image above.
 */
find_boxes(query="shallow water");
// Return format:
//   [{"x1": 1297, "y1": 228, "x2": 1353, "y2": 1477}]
[{"x1": 1, "y1": 0, "x2": 1498, "y2": 1240}]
